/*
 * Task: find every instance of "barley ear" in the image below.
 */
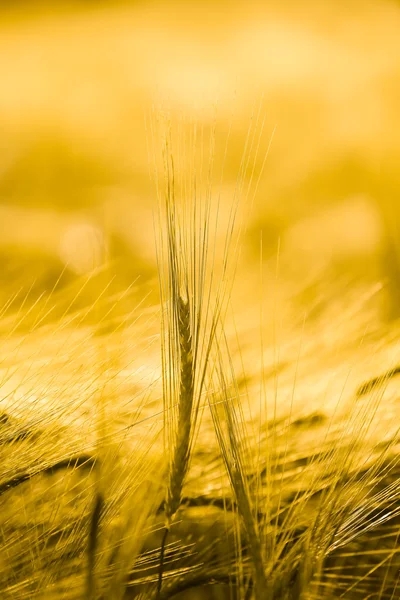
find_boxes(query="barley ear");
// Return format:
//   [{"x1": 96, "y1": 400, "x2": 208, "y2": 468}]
[
  {"x1": 209, "y1": 351, "x2": 268, "y2": 600},
  {"x1": 165, "y1": 295, "x2": 194, "y2": 523},
  {"x1": 157, "y1": 295, "x2": 194, "y2": 598}
]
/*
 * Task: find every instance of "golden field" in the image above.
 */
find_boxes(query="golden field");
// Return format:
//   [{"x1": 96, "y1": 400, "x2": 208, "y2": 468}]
[{"x1": 1, "y1": 2, "x2": 400, "y2": 599}]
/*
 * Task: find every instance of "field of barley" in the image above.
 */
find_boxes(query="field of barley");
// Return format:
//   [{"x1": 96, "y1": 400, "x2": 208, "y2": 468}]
[{"x1": 1, "y1": 1, "x2": 400, "y2": 598}]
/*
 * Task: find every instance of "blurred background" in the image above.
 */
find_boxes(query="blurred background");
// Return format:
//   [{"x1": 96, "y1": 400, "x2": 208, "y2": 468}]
[{"x1": 1, "y1": 0, "x2": 400, "y2": 324}]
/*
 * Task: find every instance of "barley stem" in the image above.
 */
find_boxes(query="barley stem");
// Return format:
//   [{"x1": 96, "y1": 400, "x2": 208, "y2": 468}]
[{"x1": 87, "y1": 489, "x2": 104, "y2": 600}]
